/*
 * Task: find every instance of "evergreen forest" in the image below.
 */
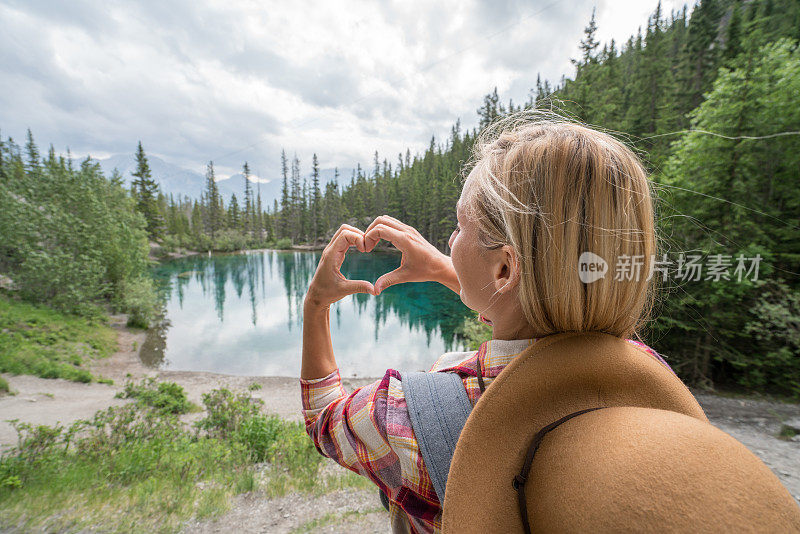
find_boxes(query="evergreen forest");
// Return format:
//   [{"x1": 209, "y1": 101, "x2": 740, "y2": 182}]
[{"x1": 1, "y1": 0, "x2": 799, "y2": 396}]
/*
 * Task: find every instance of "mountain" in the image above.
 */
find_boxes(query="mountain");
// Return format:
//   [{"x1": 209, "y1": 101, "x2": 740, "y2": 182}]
[{"x1": 97, "y1": 154, "x2": 352, "y2": 208}]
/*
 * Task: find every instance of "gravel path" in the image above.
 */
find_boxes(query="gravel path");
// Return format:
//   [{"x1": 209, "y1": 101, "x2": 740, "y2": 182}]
[
  {"x1": 0, "y1": 318, "x2": 797, "y2": 532},
  {"x1": 692, "y1": 390, "x2": 800, "y2": 502},
  {"x1": 180, "y1": 487, "x2": 389, "y2": 534}
]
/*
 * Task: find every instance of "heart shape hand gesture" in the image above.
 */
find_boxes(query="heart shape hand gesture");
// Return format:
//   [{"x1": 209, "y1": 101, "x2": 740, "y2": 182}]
[
  {"x1": 363, "y1": 215, "x2": 450, "y2": 295},
  {"x1": 304, "y1": 216, "x2": 452, "y2": 310},
  {"x1": 305, "y1": 224, "x2": 374, "y2": 309}
]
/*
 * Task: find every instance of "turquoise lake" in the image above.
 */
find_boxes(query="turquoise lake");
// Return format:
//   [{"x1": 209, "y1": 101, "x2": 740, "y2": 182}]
[{"x1": 145, "y1": 249, "x2": 472, "y2": 378}]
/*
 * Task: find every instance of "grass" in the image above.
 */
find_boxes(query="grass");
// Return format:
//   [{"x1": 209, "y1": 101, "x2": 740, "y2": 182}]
[
  {"x1": 0, "y1": 381, "x2": 369, "y2": 533},
  {"x1": 0, "y1": 377, "x2": 9, "y2": 395},
  {"x1": 0, "y1": 293, "x2": 117, "y2": 384}
]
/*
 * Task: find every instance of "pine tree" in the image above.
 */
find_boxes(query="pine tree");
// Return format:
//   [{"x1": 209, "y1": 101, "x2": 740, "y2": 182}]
[
  {"x1": 477, "y1": 87, "x2": 500, "y2": 128},
  {"x1": 290, "y1": 155, "x2": 301, "y2": 242},
  {"x1": 310, "y1": 153, "x2": 322, "y2": 243},
  {"x1": 657, "y1": 37, "x2": 800, "y2": 392},
  {"x1": 204, "y1": 161, "x2": 221, "y2": 239},
  {"x1": 229, "y1": 193, "x2": 240, "y2": 229},
  {"x1": 681, "y1": 0, "x2": 724, "y2": 110},
  {"x1": 24, "y1": 129, "x2": 41, "y2": 176},
  {"x1": 301, "y1": 171, "x2": 309, "y2": 241},
  {"x1": 723, "y1": 0, "x2": 744, "y2": 64},
  {"x1": 256, "y1": 180, "x2": 264, "y2": 239},
  {"x1": 575, "y1": 6, "x2": 599, "y2": 66},
  {"x1": 109, "y1": 168, "x2": 124, "y2": 188},
  {"x1": 243, "y1": 162, "x2": 253, "y2": 236},
  {"x1": 131, "y1": 141, "x2": 164, "y2": 239},
  {"x1": 279, "y1": 150, "x2": 290, "y2": 239}
]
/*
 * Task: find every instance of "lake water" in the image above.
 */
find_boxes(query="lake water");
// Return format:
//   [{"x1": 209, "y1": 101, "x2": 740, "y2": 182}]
[{"x1": 144, "y1": 249, "x2": 473, "y2": 378}]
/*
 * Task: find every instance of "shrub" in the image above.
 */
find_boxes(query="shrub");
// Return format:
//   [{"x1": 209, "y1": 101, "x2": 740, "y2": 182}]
[
  {"x1": 115, "y1": 377, "x2": 193, "y2": 415},
  {"x1": 114, "y1": 276, "x2": 160, "y2": 329},
  {"x1": 273, "y1": 237, "x2": 293, "y2": 250},
  {"x1": 194, "y1": 388, "x2": 260, "y2": 439}
]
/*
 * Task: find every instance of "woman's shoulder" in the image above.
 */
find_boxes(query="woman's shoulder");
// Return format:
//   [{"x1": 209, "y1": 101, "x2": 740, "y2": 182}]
[
  {"x1": 427, "y1": 348, "x2": 480, "y2": 373},
  {"x1": 414, "y1": 336, "x2": 671, "y2": 377},
  {"x1": 625, "y1": 338, "x2": 676, "y2": 375}
]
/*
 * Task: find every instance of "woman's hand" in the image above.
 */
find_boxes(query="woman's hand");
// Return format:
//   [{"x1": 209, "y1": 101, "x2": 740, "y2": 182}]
[
  {"x1": 363, "y1": 215, "x2": 453, "y2": 295},
  {"x1": 305, "y1": 224, "x2": 375, "y2": 309}
]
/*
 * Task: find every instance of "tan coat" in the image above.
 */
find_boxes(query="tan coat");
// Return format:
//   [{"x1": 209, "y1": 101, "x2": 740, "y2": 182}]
[{"x1": 443, "y1": 332, "x2": 800, "y2": 533}]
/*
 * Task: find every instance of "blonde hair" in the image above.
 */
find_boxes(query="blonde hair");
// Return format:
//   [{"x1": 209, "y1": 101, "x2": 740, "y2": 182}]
[{"x1": 463, "y1": 110, "x2": 657, "y2": 340}]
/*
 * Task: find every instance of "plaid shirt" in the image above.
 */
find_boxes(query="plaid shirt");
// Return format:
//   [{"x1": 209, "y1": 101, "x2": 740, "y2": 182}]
[{"x1": 301, "y1": 337, "x2": 672, "y2": 533}]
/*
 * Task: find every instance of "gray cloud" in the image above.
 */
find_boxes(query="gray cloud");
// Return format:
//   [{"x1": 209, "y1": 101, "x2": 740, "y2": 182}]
[{"x1": 0, "y1": 0, "x2": 683, "y2": 182}]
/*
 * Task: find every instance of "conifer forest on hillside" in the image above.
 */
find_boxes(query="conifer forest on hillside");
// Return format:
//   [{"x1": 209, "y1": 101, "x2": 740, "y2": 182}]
[{"x1": 2, "y1": 0, "x2": 799, "y2": 396}]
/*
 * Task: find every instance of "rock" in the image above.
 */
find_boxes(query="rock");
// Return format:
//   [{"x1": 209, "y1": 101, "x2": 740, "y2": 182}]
[
  {"x1": 0, "y1": 274, "x2": 15, "y2": 290},
  {"x1": 783, "y1": 418, "x2": 800, "y2": 433}
]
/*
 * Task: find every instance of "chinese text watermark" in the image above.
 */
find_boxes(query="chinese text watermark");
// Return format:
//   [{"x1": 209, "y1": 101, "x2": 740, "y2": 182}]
[{"x1": 578, "y1": 252, "x2": 763, "y2": 284}]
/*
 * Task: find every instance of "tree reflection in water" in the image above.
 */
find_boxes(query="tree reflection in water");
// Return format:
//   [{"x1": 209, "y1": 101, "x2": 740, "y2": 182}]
[{"x1": 145, "y1": 249, "x2": 472, "y2": 377}]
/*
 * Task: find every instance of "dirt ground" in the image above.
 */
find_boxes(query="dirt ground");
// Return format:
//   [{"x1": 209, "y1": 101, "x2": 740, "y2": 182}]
[{"x1": 0, "y1": 317, "x2": 798, "y2": 532}]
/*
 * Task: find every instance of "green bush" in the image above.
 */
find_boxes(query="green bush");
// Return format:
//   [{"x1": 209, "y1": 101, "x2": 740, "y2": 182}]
[
  {"x1": 0, "y1": 403, "x2": 245, "y2": 531},
  {"x1": 192, "y1": 387, "x2": 321, "y2": 469},
  {"x1": 115, "y1": 377, "x2": 193, "y2": 415},
  {"x1": 236, "y1": 414, "x2": 284, "y2": 462},
  {"x1": 114, "y1": 276, "x2": 160, "y2": 329},
  {"x1": 740, "y1": 279, "x2": 800, "y2": 397},
  {"x1": 273, "y1": 237, "x2": 293, "y2": 250},
  {"x1": 194, "y1": 388, "x2": 260, "y2": 439},
  {"x1": 159, "y1": 234, "x2": 182, "y2": 253}
]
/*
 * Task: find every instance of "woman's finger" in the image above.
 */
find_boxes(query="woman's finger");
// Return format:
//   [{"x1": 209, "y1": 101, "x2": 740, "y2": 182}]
[
  {"x1": 364, "y1": 216, "x2": 416, "y2": 251},
  {"x1": 325, "y1": 229, "x2": 365, "y2": 269},
  {"x1": 382, "y1": 215, "x2": 419, "y2": 235},
  {"x1": 374, "y1": 265, "x2": 408, "y2": 295},
  {"x1": 342, "y1": 278, "x2": 375, "y2": 296},
  {"x1": 363, "y1": 224, "x2": 408, "y2": 252},
  {"x1": 365, "y1": 215, "x2": 409, "y2": 234},
  {"x1": 325, "y1": 224, "x2": 365, "y2": 253}
]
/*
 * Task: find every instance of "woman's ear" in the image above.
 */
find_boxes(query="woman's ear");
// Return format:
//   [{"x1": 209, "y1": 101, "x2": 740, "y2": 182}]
[{"x1": 493, "y1": 245, "x2": 521, "y2": 293}]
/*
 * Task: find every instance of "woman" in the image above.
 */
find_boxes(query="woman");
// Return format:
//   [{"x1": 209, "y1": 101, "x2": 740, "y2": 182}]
[{"x1": 300, "y1": 114, "x2": 673, "y2": 533}]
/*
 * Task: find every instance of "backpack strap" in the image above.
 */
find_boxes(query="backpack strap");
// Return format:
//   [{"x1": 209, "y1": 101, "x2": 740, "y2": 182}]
[
  {"x1": 512, "y1": 406, "x2": 608, "y2": 534},
  {"x1": 404, "y1": 370, "x2": 472, "y2": 503}
]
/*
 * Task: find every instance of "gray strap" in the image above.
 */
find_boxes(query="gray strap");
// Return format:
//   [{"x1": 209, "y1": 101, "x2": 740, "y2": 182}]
[{"x1": 404, "y1": 371, "x2": 473, "y2": 503}]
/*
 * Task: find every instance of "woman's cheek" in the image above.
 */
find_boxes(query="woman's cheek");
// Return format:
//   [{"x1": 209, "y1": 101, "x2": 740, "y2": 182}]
[{"x1": 452, "y1": 257, "x2": 474, "y2": 309}]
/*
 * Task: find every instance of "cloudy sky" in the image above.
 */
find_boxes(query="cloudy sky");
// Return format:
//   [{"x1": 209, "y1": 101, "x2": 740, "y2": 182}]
[{"x1": 0, "y1": 0, "x2": 690, "y2": 182}]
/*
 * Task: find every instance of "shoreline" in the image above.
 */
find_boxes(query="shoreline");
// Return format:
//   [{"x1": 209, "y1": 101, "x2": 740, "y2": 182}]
[
  {"x1": 149, "y1": 242, "x2": 404, "y2": 262},
  {"x1": 0, "y1": 314, "x2": 377, "y2": 451}
]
